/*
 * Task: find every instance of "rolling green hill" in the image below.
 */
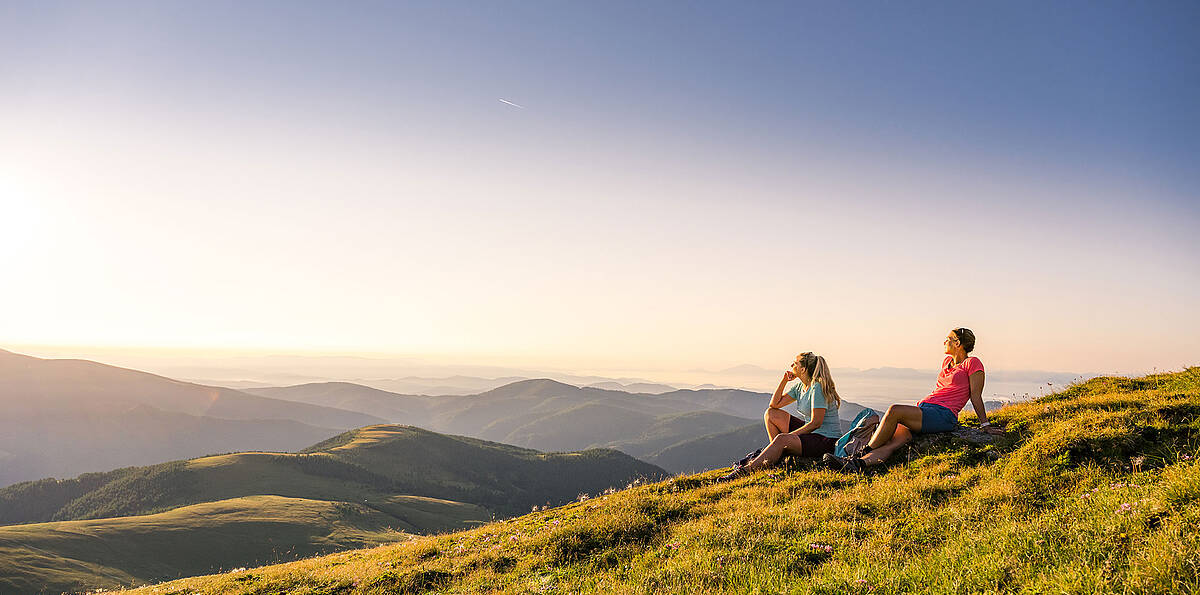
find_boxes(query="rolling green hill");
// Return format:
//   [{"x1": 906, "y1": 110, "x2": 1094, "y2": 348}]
[
  {"x1": 119, "y1": 368, "x2": 1200, "y2": 594},
  {"x1": 0, "y1": 495, "x2": 428, "y2": 594},
  {"x1": 0, "y1": 425, "x2": 667, "y2": 526},
  {"x1": 0, "y1": 425, "x2": 666, "y2": 593}
]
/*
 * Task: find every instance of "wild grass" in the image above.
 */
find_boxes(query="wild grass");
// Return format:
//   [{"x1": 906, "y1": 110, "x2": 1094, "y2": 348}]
[{"x1": 122, "y1": 368, "x2": 1200, "y2": 594}]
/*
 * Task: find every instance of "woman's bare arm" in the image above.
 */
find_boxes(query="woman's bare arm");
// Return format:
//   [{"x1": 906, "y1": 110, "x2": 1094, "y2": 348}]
[
  {"x1": 967, "y1": 370, "x2": 1003, "y2": 434},
  {"x1": 769, "y1": 372, "x2": 798, "y2": 409}
]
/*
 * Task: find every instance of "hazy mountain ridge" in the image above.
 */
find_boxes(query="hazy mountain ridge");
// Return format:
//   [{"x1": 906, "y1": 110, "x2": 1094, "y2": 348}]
[
  {"x1": 30, "y1": 346, "x2": 1095, "y2": 398},
  {"x1": 596, "y1": 411, "x2": 757, "y2": 460},
  {"x1": 247, "y1": 378, "x2": 872, "y2": 473},
  {"x1": 0, "y1": 349, "x2": 384, "y2": 426},
  {"x1": 644, "y1": 424, "x2": 765, "y2": 473},
  {"x1": 0, "y1": 350, "x2": 388, "y2": 487}
]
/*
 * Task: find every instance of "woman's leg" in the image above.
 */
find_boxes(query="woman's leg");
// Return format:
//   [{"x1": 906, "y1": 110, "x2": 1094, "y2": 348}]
[
  {"x1": 865, "y1": 404, "x2": 923, "y2": 450},
  {"x1": 745, "y1": 433, "x2": 805, "y2": 471},
  {"x1": 860, "y1": 423, "x2": 913, "y2": 466},
  {"x1": 764, "y1": 407, "x2": 793, "y2": 441}
]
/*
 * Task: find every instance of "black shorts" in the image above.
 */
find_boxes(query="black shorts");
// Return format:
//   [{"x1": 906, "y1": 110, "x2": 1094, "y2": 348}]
[{"x1": 785, "y1": 414, "x2": 838, "y2": 455}]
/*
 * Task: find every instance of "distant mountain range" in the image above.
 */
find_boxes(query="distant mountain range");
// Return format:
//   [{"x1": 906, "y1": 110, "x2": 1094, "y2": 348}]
[
  {"x1": 2, "y1": 347, "x2": 1012, "y2": 488},
  {"x1": 24, "y1": 346, "x2": 1090, "y2": 399},
  {"x1": 0, "y1": 349, "x2": 391, "y2": 487},
  {"x1": 0, "y1": 347, "x2": 875, "y2": 487},
  {"x1": 0, "y1": 425, "x2": 663, "y2": 593}
]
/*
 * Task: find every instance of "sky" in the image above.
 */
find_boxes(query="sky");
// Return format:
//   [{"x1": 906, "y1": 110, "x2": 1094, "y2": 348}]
[{"x1": 2, "y1": 1, "x2": 1198, "y2": 377}]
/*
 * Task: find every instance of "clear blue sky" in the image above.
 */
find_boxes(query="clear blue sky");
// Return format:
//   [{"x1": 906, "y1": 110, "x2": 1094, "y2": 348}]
[{"x1": 2, "y1": 1, "x2": 1197, "y2": 373}]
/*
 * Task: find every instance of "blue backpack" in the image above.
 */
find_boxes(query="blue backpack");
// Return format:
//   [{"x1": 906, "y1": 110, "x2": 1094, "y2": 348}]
[{"x1": 834, "y1": 408, "x2": 880, "y2": 457}]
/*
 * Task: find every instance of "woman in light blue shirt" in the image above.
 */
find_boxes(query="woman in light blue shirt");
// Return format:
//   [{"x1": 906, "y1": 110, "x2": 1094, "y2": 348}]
[{"x1": 720, "y1": 352, "x2": 842, "y2": 481}]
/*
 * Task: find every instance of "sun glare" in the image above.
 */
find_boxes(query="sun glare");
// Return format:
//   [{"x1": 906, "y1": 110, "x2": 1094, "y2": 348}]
[{"x1": 0, "y1": 175, "x2": 46, "y2": 251}]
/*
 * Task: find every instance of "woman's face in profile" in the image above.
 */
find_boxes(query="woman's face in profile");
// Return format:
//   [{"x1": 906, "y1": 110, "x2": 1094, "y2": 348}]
[
  {"x1": 791, "y1": 358, "x2": 807, "y2": 381},
  {"x1": 943, "y1": 332, "x2": 960, "y2": 355}
]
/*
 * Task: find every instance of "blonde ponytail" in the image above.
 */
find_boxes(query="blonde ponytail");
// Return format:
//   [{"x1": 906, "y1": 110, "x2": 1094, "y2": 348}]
[{"x1": 797, "y1": 353, "x2": 841, "y2": 408}]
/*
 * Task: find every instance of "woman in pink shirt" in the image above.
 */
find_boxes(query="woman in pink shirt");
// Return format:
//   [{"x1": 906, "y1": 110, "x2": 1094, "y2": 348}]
[{"x1": 826, "y1": 328, "x2": 1003, "y2": 473}]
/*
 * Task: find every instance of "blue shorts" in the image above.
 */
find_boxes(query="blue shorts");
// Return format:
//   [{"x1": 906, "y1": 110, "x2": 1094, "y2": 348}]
[{"x1": 918, "y1": 402, "x2": 960, "y2": 434}]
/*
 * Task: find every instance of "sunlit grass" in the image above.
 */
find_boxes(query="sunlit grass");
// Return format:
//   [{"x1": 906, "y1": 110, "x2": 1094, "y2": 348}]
[{"x1": 124, "y1": 368, "x2": 1200, "y2": 594}]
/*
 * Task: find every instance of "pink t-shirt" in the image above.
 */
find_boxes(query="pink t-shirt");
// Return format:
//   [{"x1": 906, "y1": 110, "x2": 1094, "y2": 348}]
[{"x1": 918, "y1": 355, "x2": 984, "y2": 414}]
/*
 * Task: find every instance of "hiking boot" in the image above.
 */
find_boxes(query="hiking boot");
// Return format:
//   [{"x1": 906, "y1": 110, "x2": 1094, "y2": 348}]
[
  {"x1": 821, "y1": 452, "x2": 846, "y2": 470},
  {"x1": 716, "y1": 467, "x2": 749, "y2": 483},
  {"x1": 838, "y1": 456, "x2": 864, "y2": 474},
  {"x1": 823, "y1": 453, "x2": 864, "y2": 474},
  {"x1": 735, "y1": 447, "x2": 764, "y2": 468}
]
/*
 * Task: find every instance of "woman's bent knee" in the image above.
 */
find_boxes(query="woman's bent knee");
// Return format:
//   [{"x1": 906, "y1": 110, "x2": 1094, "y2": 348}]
[{"x1": 772, "y1": 434, "x2": 800, "y2": 446}]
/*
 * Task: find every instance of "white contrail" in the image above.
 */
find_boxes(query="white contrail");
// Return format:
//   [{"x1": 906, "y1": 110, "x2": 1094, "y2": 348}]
[{"x1": 498, "y1": 98, "x2": 525, "y2": 109}]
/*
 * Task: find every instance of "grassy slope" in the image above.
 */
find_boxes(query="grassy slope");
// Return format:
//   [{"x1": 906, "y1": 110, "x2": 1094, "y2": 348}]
[
  {"x1": 122, "y1": 368, "x2": 1200, "y2": 594},
  {"x1": 0, "y1": 495, "x2": 432, "y2": 594}
]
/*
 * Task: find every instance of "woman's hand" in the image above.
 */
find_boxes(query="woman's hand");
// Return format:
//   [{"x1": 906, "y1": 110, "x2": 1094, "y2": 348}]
[
  {"x1": 770, "y1": 367, "x2": 799, "y2": 409},
  {"x1": 982, "y1": 424, "x2": 1005, "y2": 436}
]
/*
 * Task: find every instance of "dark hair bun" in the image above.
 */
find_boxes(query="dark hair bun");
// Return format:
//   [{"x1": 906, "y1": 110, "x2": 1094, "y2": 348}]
[{"x1": 954, "y1": 328, "x2": 976, "y2": 353}]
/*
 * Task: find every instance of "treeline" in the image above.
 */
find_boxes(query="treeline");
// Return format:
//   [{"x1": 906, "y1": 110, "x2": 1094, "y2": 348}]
[
  {"x1": 53, "y1": 461, "x2": 195, "y2": 520},
  {"x1": 0, "y1": 468, "x2": 128, "y2": 525},
  {"x1": 0, "y1": 461, "x2": 192, "y2": 525}
]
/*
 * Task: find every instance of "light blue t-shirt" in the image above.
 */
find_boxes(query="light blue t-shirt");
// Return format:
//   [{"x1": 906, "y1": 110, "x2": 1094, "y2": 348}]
[{"x1": 786, "y1": 380, "x2": 842, "y2": 440}]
